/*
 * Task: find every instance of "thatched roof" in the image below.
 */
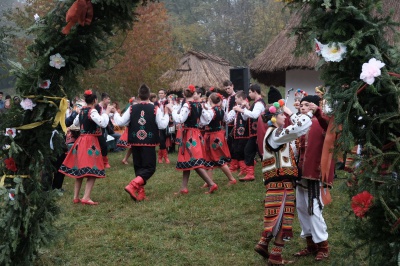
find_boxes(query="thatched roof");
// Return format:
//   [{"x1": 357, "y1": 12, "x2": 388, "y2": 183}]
[
  {"x1": 250, "y1": 1, "x2": 400, "y2": 87},
  {"x1": 161, "y1": 50, "x2": 231, "y2": 91}
]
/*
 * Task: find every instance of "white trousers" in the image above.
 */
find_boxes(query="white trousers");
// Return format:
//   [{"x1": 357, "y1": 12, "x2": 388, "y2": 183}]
[{"x1": 296, "y1": 184, "x2": 328, "y2": 243}]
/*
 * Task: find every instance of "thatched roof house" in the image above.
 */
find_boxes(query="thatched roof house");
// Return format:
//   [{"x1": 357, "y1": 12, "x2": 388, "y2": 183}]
[
  {"x1": 250, "y1": 1, "x2": 400, "y2": 88},
  {"x1": 161, "y1": 50, "x2": 231, "y2": 91}
]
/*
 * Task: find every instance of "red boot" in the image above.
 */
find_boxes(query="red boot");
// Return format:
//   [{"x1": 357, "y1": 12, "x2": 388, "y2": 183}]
[
  {"x1": 103, "y1": 156, "x2": 111, "y2": 169},
  {"x1": 229, "y1": 159, "x2": 239, "y2": 174},
  {"x1": 162, "y1": 149, "x2": 170, "y2": 164},
  {"x1": 158, "y1": 149, "x2": 163, "y2": 164},
  {"x1": 136, "y1": 186, "x2": 146, "y2": 201},
  {"x1": 124, "y1": 176, "x2": 145, "y2": 201},
  {"x1": 239, "y1": 165, "x2": 255, "y2": 182},
  {"x1": 237, "y1": 160, "x2": 247, "y2": 177}
]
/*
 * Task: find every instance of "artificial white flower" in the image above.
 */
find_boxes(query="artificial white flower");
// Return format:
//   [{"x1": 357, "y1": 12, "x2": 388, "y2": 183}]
[
  {"x1": 320, "y1": 42, "x2": 347, "y2": 62},
  {"x1": 360, "y1": 58, "x2": 385, "y2": 85},
  {"x1": 20, "y1": 98, "x2": 36, "y2": 110},
  {"x1": 5, "y1": 128, "x2": 16, "y2": 138},
  {"x1": 34, "y1": 13, "x2": 40, "y2": 22},
  {"x1": 38, "y1": 79, "x2": 51, "y2": 89},
  {"x1": 49, "y1": 53, "x2": 66, "y2": 69}
]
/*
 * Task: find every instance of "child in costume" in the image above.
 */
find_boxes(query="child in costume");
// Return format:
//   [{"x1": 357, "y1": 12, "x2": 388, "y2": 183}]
[
  {"x1": 113, "y1": 84, "x2": 169, "y2": 201},
  {"x1": 254, "y1": 99, "x2": 314, "y2": 265},
  {"x1": 169, "y1": 85, "x2": 218, "y2": 194},
  {"x1": 202, "y1": 93, "x2": 236, "y2": 186},
  {"x1": 59, "y1": 90, "x2": 113, "y2": 205}
]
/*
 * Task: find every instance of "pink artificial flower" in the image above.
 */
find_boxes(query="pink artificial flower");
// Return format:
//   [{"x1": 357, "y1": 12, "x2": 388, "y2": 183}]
[
  {"x1": 360, "y1": 58, "x2": 385, "y2": 85},
  {"x1": 20, "y1": 98, "x2": 36, "y2": 110}
]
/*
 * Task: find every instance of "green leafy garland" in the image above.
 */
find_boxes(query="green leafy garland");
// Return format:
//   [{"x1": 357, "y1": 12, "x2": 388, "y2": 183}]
[
  {"x1": 284, "y1": 0, "x2": 400, "y2": 264},
  {"x1": 0, "y1": 0, "x2": 149, "y2": 264}
]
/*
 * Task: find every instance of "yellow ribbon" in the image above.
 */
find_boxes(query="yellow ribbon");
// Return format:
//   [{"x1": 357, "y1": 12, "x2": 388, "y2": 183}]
[
  {"x1": 0, "y1": 174, "x2": 30, "y2": 187},
  {"x1": 19, "y1": 94, "x2": 68, "y2": 133}
]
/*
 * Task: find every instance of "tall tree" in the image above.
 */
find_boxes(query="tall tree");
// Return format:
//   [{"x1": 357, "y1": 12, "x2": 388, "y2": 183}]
[{"x1": 80, "y1": 2, "x2": 178, "y2": 101}]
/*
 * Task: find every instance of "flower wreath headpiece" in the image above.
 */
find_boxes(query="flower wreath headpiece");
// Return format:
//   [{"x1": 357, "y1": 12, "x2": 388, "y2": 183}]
[
  {"x1": 267, "y1": 99, "x2": 285, "y2": 126},
  {"x1": 294, "y1": 89, "x2": 308, "y2": 101}
]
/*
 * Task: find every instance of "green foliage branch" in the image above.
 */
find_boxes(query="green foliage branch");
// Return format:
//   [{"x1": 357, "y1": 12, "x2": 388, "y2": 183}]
[
  {"x1": 0, "y1": 0, "x2": 151, "y2": 264},
  {"x1": 284, "y1": 0, "x2": 400, "y2": 265}
]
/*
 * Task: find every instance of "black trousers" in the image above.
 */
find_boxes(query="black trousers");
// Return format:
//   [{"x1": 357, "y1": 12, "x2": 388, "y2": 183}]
[
  {"x1": 232, "y1": 138, "x2": 247, "y2": 161},
  {"x1": 52, "y1": 152, "x2": 66, "y2": 189},
  {"x1": 244, "y1": 136, "x2": 258, "y2": 166},
  {"x1": 159, "y1": 129, "x2": 167, "y2": 150},
  {"x1": 131, "y1": 146, "x2": 156, "y2": 184},
  {"x1": 98, "y1": 128, "x2": 108, "y2": 156},
  {"x1": 227, "y1": 126, "x2": 234, "y2": 156}
]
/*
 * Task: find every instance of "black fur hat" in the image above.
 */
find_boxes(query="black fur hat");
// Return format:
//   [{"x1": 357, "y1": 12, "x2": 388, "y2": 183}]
[
  {"x1": 268, "y1": 86, "x2": 282, "y2": 104},
  {"x1": 300, "y1": 95, "x2": 321, "y2": 106}
]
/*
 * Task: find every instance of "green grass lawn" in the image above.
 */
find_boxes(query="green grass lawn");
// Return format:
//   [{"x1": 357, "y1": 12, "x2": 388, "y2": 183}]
[{"x1": 38, "y1": 150, "x2": 364, "y2": 266}]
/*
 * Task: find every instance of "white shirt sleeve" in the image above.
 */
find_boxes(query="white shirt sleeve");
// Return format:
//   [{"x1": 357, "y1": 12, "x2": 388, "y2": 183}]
[
  {"x1": 225, "y1": 109, "x2": 236, "y2": 123},
  {"x1": 90, "y1": 108, "x2": 109, "y2": 128},
  {"x1": 243, "y1": 102, "x2": 265, "y2": 120},
  {"x1": 156, "y1": 107, "x2": 170, "y2": 129},
  {"x1": 113, "y1": 108, "x2": 131, "y2": 127},
  {"x1": 267, "y1": 112, "x2": 313, "y2": 149},
  {"x1": 73, "y1": 114, "x2": 80, "y2": 127},
  {"x1": 199, "y1": 108, "x2": 214, "y2": 126},
  {"x1": 172, "y1": 103, "x2": 189, "y2": 123}
]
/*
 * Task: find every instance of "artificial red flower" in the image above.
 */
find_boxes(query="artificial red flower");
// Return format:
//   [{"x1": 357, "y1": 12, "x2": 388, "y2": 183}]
[
  {"x1": 84, "y1": 90, "x2": 92, "y2": 96},
  {"x1": 351, "y1": 191, "x2": 374, "y2": 218},
  {"x1": 188, "y1": 84, "x2": 195, "y2": 93},
  {"x1": 4, "y1": 158, "x2": 18, "y2": 172}
]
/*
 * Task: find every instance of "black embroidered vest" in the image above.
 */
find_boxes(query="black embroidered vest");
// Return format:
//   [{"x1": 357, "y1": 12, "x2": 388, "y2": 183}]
[
  {"x1": 233, "y1": 112, "x2": 250, "y2": 139},
  {"x1": 79, "y1": 107, "x2": 102, "y2": 135},
  {"x1": 128, "y1": 103, "x2": 159, "y2": 146},
  {"x1": 184, "y1": 101, "x2": 202, "y2": 128},
  {"x1": 249, "y1": 98, "x2": 266, "y2": 137},
  {"x1": 206, "y1": 106, "x2": 224, "y2": 132}
]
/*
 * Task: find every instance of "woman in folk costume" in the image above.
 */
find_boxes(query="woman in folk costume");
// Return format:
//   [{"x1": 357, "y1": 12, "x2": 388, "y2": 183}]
[
  {"x1": 168, "y1": 85, "x2": 218, "y2": 194},
  {"x1": 201, "y1": 93, "x2": 236, "y2": 187},
  {"x1": 254, "y1": 99, "x2": 314, "y2": 265},
  {"x1": 232, "y1": 84, "x2": 266, "y2": 181},
  {"x1": 113, "y1": 84, "x2": 170, "y2": 201},
  {"x1": 59, "y1": 90, "x2": 113, "y2": 205},
  {"x1": 294, "y1": 95, "x2": 334, "y2": 262}
]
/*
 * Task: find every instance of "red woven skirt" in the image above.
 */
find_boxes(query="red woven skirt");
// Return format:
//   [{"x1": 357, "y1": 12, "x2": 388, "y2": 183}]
[
  {"x1": 176, "y1": 128, "x2": 207, "y2": 171},
  {"x1": 117, "y1": 128, "x2": 129, "y2": 148},
  {"x1": 204, "y1": 130, "x2": 231, "y2": 168}
]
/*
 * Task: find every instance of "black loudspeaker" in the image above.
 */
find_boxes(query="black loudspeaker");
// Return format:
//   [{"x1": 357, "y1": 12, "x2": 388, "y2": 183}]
[{"x1": 230, "y1": 67, "x2": 250, "y2": 95}]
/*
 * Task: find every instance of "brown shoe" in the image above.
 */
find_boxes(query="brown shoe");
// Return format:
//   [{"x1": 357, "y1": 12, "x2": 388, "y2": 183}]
[
  {"x1": 293, "y1": 236, "x2": 318, "y2": 257},
  {"x1": 254, "y1": 243, "x2": 269, "y2": 259},
  {"x1": 315, "y1": 240, "x2": 329, "y2": 261}
]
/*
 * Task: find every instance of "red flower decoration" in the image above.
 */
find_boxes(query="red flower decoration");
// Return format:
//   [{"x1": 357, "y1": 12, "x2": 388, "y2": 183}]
[
  {"x1": 188, "y1": 84, "x2": 195, "y2": 93},
  {"x1": 217, "y1": 93, "x2": 223, "y2": 101},
  {"x1": 4, "y1": 158, "x2": 18, "y2": 172},
  {"x1": 351, "y1": 191, "x2": 374, "y2": 218},
  {"x1": 84, "y1": 90, "x2": 92, "y2": 96},
  {"x1": 209, "y1": 87, "x2": 214, "y2": 91}
]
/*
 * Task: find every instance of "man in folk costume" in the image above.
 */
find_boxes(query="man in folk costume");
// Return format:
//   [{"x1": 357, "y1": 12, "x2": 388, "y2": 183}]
[
  {"x1": 222, "y1": 80, "x2": 238, "y2": 173},
  {"x1": 113, "y1": 84, "x2": 170, "y2": 201},
  {"x1": 157, "y1": 88, "x2": 170, "y2": 164},
  {"x1": 294, "y1": 95, "x2": 335, "y2": 262},
  {"x1": 96, "y1": 92, "x2": 112, "y2": 168},
  {"x1": 233, "y1": 84, "x2": 266, "y2": 181},
  {"x1": 254, "y1": 99, "x2": 314, "y2": 265}
]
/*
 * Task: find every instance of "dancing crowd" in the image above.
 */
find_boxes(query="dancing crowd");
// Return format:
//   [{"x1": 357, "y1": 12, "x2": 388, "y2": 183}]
[{"x1": 55, "y1": 81, "x2": 334, "y2": 265}]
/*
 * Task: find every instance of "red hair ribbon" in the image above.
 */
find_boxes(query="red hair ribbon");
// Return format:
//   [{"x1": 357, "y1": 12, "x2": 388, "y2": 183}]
[
  {"x1": 84, "y1": 90, "x2": 92, "y2": 96},
  {"x1": 188, "y1": 84, "x2": 195, "y2": 93},
  {"x1": 217, "y1": 93, "x2": 223, "y2": 101}
]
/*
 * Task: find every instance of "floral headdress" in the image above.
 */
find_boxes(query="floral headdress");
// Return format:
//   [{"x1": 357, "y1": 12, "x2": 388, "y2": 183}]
[
  {"x1": 315, "y1": 86, "x2": 326, "y2": 95},
  {"x1": 84, "y1": 90, "x2": 92, "y2": 96},
  {"x1": 294, "y1": 89, "x2": 308, "y2": 101},
  {"x1": 267, "y1": 99, "x2": 285, "y2": 126}
]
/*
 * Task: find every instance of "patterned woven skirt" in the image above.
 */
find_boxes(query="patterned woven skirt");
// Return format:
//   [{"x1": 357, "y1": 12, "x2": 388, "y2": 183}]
[
  {"x1": 204, "y1": 130, "x2": 231, "y2": 168},
  {"x1": 59, "y1": 135, "x2": 105, "y2": 178},
  {"x1": 117, "y1": 128, "x2": 129, "y2": 147},
  {"x1": 263, "y1": 181, "x2": 295, "y2": 238},
  {"x1": 176, "y1": 128, "x2": 207, "y2": 171}
]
